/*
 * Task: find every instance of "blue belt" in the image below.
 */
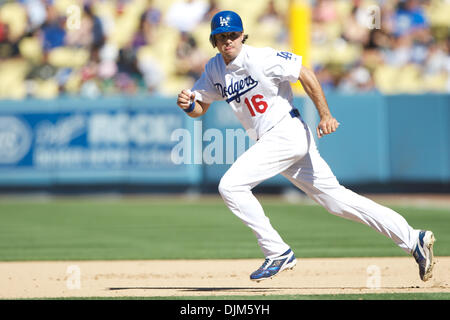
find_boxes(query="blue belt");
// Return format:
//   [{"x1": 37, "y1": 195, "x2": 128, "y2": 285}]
[{"x1": 289, "y1": 108, "x2": 300, "y2": 118}]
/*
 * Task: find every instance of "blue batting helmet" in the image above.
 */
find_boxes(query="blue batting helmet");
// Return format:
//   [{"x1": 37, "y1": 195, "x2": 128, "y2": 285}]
[{"x1": 209, "y1": 11, "x2": 243, "y2": 47}]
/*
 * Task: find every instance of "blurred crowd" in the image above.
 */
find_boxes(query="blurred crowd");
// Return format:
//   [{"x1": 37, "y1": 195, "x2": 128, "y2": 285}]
[
  {"x1": 311, "y1": 0, "x2": 450, "y2": 93},
  {"x1": 0, "y1": 0, "x2": 448, "y2": 99}
]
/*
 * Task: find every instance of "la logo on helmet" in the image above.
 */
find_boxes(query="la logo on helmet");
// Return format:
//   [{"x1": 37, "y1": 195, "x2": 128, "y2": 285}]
[{"x1": 219, "y1": 16, "x2": 230, "y2": 27}]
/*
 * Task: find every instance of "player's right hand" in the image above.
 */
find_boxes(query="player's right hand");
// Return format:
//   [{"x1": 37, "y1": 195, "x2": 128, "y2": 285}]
[{"x1": 177, "y1": 89, "x2": 195, "y2": 110}]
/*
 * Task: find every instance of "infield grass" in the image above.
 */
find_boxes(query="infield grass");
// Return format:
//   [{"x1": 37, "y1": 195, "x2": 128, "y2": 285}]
[
  {"x1": 52, "y1": 292, "x2": 450, "y2": 300},
  {"x1": 16, "y1": 292, "x2": 448, "y2": 300},
  {"x1": 0, "y1": 195, "x2": 449, "y2": 261}
]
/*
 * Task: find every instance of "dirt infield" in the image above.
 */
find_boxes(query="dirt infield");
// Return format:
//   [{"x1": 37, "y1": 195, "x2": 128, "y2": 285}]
[{"x1": 1, "y1": 257, "x2": 449, "y2": 298}]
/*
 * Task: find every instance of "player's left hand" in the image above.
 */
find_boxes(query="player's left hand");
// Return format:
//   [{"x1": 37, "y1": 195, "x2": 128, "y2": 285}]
[{"x1": 317, "y1": 116, "x2": 340, "y2": 138}]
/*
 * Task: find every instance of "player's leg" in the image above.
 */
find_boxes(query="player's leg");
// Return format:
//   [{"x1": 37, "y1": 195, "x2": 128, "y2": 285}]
[
  {"x1": 281, "y1": 125, "x2": 421, "y2": 254},
  {"x1": 219, "y1": 115, "x2": 308, "y2": 259}
]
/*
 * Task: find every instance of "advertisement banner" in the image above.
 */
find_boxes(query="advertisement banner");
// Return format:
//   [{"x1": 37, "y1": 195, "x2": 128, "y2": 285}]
[{"x1": 0, "y1": 97, "x2": 201, "y2": 186}]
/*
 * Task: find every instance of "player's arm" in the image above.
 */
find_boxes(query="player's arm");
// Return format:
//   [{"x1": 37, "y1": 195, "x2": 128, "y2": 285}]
[
  {"x1": 177, "y1": 89, "x2": 211, "y2": 118},
  {"x1": 298, "y1": 66, "x2": 340, "y2": 138}
]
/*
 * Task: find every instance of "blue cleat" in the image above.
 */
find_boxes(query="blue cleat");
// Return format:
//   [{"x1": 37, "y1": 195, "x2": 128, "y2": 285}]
[
  {"x1": 412, "y1": 230, "x2": 436, "y2": 281},
  {"x1": 250, "y1": 249, "x2": 297, "y2": 282}
]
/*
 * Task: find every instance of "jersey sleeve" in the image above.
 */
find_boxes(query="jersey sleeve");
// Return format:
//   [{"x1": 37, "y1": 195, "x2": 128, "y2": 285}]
[
  {"x1": 191, "y1": 61, "x2": 223, "y2": 104},
  {"x1": 262, "y1": 48, "x2": 302, "y2": 84}
]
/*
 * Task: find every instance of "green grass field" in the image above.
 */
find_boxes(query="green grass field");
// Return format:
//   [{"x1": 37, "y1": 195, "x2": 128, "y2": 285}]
[
  {"x1": 1, "y1": 196, "x2": 449, "y2": 301},
  {"x1": 0, "y1": 196, "x2": 449, "y2": 261},
  {"x1": 50, "y1": 293, "x2": 450, "y2": 300}
]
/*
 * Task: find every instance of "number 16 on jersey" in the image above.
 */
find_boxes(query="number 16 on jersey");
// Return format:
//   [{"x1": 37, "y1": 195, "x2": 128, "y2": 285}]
[{"x1": 245, "y1": 94, "x2": 268, "y2": 116}]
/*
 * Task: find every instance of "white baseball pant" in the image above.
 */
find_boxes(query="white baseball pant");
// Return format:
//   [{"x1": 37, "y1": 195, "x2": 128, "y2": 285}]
[{"x1": 218, "y1": 113, "x2": 420, "y2": 258}]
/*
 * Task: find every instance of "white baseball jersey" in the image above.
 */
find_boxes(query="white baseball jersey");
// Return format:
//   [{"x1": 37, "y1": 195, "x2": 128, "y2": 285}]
[{"x1": 192, "y1": 44, "x2": 302, "y2": 140}]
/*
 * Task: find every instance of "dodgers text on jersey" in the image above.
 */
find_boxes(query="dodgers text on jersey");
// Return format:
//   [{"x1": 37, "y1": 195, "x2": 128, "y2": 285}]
[{"x1": 214, "y1": 75, "x2": 258, "y2": 103}]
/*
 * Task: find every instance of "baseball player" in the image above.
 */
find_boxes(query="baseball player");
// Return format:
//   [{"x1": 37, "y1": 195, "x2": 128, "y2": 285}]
[{"x1": 176, "y1": 11, "x2": 436, "y2": 282}]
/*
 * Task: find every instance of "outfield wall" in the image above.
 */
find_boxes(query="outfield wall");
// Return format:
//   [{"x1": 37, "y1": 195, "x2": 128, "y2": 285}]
[{"x1": 0, "y1": 93, "x2": 449, "y2": 189}]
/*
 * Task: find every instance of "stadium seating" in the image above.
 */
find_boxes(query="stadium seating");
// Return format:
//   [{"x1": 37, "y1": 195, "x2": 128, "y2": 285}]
[{"x1": 0, "y1": 0, "x2": 448, "y2": 99}]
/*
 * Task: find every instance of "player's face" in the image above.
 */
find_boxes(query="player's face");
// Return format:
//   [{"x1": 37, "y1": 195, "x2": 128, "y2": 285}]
[{"x1": 214, "y1": 32, "x2": 244, "y2": 64}]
